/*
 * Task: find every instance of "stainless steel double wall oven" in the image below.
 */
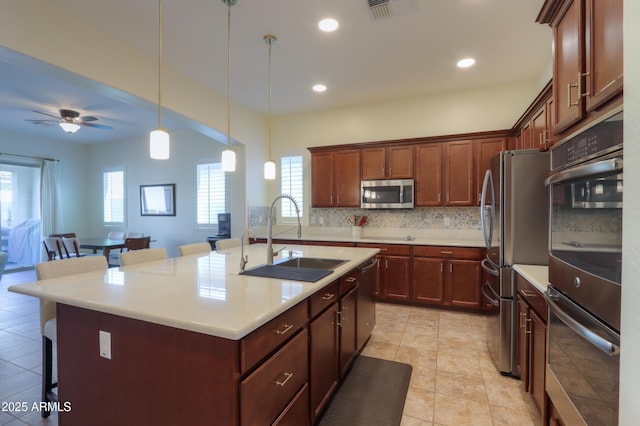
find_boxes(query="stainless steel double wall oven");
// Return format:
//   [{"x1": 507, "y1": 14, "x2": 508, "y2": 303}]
[{"x1": 544, "y1": 108, "x2": 622, "y2": 425}]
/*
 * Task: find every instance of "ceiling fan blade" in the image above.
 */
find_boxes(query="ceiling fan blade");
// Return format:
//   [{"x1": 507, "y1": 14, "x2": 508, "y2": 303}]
[
  {"x1": 25, "y1": 119, "x2": 58, "y2": 124},
  {"x1": 80, "y1": 115, "x2": 98, "y2": 122},
  {"x1": 32, "y1": 110, "x2": 62, "y2": 120},
  {"x1": 81, "y1": 122, "x2": 113, "y2": 130}
]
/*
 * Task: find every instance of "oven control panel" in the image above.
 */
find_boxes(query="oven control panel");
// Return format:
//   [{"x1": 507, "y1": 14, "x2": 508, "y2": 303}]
[{"x1": 551, "y1": 111, "x2": 623, "y2": 170}]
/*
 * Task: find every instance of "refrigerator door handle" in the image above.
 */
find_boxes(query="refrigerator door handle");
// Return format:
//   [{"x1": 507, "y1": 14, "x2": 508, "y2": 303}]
[
  {"x1": 481, "y1": 281, "x2": 500, "y2": 306},
  {"x1": 480, "y1": 170, "x2": 495, "y2": 249},
  {"x1": 481, "y1": 257, "x2": 500, "y2": 277}
]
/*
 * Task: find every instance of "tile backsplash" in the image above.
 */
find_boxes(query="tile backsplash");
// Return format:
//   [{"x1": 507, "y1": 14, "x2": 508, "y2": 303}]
[{"x1": 249, "y1": 206, "x2": 481, "y2": 230}]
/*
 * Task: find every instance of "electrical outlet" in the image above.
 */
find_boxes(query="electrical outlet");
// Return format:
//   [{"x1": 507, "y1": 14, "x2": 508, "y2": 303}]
[
  {"x1": 99, "y1": 330, "x2": 111, "y2": 359},
  {"x1": 444, "y1": 216, "x2": 450, "y2": 226}
]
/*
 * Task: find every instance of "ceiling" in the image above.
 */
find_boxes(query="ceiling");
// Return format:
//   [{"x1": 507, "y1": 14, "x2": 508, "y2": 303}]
[{"x1": 0, "y1": 0, "x2": 551, "y2": 144}]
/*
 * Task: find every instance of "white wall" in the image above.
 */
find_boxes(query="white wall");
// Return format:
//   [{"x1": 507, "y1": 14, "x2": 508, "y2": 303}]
[
  {"x1": 86, "y1": 129, "x2": 245, "y2": 257},
  {"x1": 619, "y1": 0, "x2": 640, "y2": 423}
]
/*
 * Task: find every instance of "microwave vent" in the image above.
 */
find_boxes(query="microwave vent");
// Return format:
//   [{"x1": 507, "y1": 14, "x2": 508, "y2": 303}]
[{"x1": 366, "y1": 0, "x2": 417, "y2": 20}]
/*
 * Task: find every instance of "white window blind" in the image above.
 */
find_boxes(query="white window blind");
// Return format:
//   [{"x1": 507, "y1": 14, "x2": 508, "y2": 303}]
[
  {"x1": 196, "y1": 162, "x2": 227, "y2": 226},
  {"x1": 103, "y1": 170, "x2": 125, "y2": 224},
  {"x1": 280, "y1": 156, "x2": 304, "y2": 218}
]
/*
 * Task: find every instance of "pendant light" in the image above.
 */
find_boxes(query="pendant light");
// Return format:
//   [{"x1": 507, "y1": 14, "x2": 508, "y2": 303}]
[
  {"x1": 150, "y1": 0, "x2": 170, "y2": 160},
  {"x1": 264, "y1": 34, "x2": 277, "y2": 180},
  {"x1": 221, "y1": 0, "x2": 236, "y2": 172}
]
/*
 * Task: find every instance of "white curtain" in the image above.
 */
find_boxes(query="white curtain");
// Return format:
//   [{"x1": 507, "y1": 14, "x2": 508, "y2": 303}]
[{"x1": 41, "y1": 160, "x2": 62, "y2": 237}]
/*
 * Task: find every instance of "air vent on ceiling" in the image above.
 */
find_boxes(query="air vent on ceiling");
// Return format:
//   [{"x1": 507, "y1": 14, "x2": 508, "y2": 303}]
[{"x1": 367, "y1": 0, "x2": 417, "y2": 20}]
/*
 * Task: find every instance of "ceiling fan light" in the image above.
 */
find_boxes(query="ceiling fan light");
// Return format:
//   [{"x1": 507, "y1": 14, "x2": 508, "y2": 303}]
[
  {"x1": 221, "y1": 149, "x2": 236, "y2": 172},
  {"x1": 59, "y1": 122, "x2": 80, "y2": 133},
  {"x1": 264, "y1": 160, "x2": 276, "y2": 180},
  {"x1": 150, "y1": 129, "x2": 170, "y2": 160}
]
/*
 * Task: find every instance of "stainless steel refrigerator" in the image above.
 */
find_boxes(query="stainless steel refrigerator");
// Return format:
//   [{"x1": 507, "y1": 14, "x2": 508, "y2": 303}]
[{"x1": 480, "y1": 149, "x2": 549, "y2": 376}]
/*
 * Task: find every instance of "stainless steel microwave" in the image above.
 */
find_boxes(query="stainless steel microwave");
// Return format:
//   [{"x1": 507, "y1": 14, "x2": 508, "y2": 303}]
[{"x1": 361, "y1": 179, "x2": 414, "y2": 209}]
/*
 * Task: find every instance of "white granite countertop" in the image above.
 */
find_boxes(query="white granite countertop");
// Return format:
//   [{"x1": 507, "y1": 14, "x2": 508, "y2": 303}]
[
  {"x1": 9, "y1": 244, "x2": 378, "y2": 340},
  {"x1": 254, "y1": 227, "x2": 485, "y2": 248},
  {"x1": 513, "y1": 264, "x2": 549, "y2": 293}
]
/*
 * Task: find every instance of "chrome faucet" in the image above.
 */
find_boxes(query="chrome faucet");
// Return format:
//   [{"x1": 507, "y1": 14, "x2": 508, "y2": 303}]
[
  {"x1": 267, "y1": 194, "x2": 301, "y2": 265},
  {"x1": 240, "y1": 229, "x2": 256, "y2": 271}
]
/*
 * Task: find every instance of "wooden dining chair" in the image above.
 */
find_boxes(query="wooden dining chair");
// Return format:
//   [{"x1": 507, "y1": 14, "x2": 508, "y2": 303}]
[
  {"x1": 119, "y1": 247, "x2": 167, "y2": 266},
  {"x1": 36, "y1": 256, "x2": 108, "y2": 418},
  {"x1": 42, "y1": 237, "x2": 64, "y2": 261},
  {"x1": 60, "y1": 237, "x2": 83, "y2": 258},
  {"x1": 48, "y1": 232, "x2": 77, "y2": 238},
  {"x1": 178, "y1": 242, "x2": 212, "y2": 256},
  {"x1": 123, "y1": 236, "x2": 151, "y2": 251}
]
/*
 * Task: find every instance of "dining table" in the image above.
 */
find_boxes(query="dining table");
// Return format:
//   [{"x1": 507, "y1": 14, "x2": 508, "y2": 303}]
[{"x1": 79, "y1": 237, "x2": 126, "y2": 259}]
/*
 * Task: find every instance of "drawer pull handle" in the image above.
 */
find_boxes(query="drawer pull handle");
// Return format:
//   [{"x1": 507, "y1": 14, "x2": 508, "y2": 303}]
[
  {"x1": 276, "y1": 324, "x2": 294, "y2": 335},
  {"x1": 520, "y1": 289, "x2": 538, "y2": 298},
  {"x1": 440, "y1": 251, "x2": 453, "y2": 255},
  {"x1": 275, "y1": 372, "x2": 294, "y2": 387},
  {"x1": 345, "y1": 277, "x2": 357, "y2": 283},
  {"x1": 321, "y1": 293, "x2": 335, "y2": 300}
]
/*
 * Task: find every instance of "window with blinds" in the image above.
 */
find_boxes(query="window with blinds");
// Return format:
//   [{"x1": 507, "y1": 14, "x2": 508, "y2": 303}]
[
  {"x1": 280, "y1": 155, "x2": 304, "y2": 219},
  {"x1": 103, "y1": 170, "x2": 125, "y2": 224},
  {"x1": 196, "y1": 162, "x2": 228, "y2": 228}
]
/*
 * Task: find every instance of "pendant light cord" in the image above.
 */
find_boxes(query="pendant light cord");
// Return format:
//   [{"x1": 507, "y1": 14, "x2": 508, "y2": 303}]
[
  {"x1": 226, "y1": 0, "x2": 231, "y2": 149},
  {"x1": 157, "y1": 0, "x2": 163, "y2": 129},
  {"x1": 268, "y1": 38, "x2": 272, "y2": 162}
]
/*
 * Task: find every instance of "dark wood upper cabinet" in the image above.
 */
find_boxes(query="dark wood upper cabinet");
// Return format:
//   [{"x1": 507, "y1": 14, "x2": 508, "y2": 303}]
[
  {"x1": 361, "y1": 145, "x2": 413, "y2": 180},
  {"x1": 444, "y1": 140, "x2": 474, "y2": 206},
  {"x1": 415, "y1": 143, "x2": 443, "y2": 206},
  {"x1": 311, "y1": 151, "x2": 335, "y2": 207},
  {"x1": 310, "y1": 148, "x2": 360, "y2": 207},
  {"x1": 474, "y1": 138, "x2": 506, "y2": 205},
  {"x1": 540, "y1": 0, "x2": 623, "y2": 135}
]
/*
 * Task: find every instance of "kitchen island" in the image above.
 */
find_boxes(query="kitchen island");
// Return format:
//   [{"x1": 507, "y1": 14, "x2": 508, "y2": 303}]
[{"x1": 9, "y1": 244, "x2": 379, "y2": 426}]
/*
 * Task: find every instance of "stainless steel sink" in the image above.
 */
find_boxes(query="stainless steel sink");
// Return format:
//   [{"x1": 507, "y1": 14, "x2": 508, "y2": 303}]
[{"x1": 274, "y1": 257, "x2": 348, "y2": 270}]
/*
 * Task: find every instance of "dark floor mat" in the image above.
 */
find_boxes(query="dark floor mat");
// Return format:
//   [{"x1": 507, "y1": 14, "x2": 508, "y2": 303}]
[{"x1": 318, "y1": 355, "x2": 413, "y2": 426}]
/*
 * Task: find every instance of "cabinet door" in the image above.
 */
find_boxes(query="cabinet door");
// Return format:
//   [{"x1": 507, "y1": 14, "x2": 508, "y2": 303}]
[
  {"x1": 311, "y1": 152, "x2": 335, "y2": 207},
  {"x1": 516, "y1": 296, "x2": 530, "y2": 389},
  {"x1": 530, "y1": 309, "x2": 546, "y2": 415},
  {"x1": 309, "y1": 306, "x2": 339, "y2": 421},
  {"x1": 387, "y1": 145, "x2": 413, "y2": 179},
  {"x1": 413, "y1": 258, "x2": 445, "y2": 305},
  {"x1": 339, "y1": 288, "x2": 358, "y2": 378},
  {"x1": 361, "y1": 147, "x2": 386, "y2": 180},
  {"x1": 415, "y1": 143, "x2": 443, "y2": 206},
  {"x1": 519, "y1": 121, "x2": 533, "y2": 150},
  {"x1": 382, "y1": 256, "x2": 411, "y2": 301},
  {"x1": 584, "y1": 0, "x2": 623, "y2": 112},
  {"x1": 444, "y1": 141, "x2": 474, "y2": 206},
  {"x1": 474, "y1": 138, "x2": 505, "y2": 205},
  {"x1": 532, "y1": 106, "x2": 547, "y2": 151},
  {"x1": 448, "y1": 259, "x2": 481, "y2": 308},
  {"x1": 335, "y1": 149, "x2": 361, "y2": 207},
  {"x1": 552, "y1": 0, "x2": 584, "y2": 134}
]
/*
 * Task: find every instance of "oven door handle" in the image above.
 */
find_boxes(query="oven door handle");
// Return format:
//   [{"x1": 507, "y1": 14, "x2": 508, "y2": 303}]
[
  {"x1": 544, "y1": 157, "x2": 622, "y2": 186},
  {"x1": 545, "y1": 291, "x2": 620, "y2": 357}
]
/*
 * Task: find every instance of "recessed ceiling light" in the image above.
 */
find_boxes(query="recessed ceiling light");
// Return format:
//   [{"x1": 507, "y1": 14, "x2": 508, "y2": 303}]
[
  {"x1": 457, "y1": 58, "x2": 476, "y2": 68},
  {"x1": 312, "y1": 84, "x2": 327, "y2": 93},
  {"x1": 318, "y1": 18, "x2": 339, "y2": 32}
]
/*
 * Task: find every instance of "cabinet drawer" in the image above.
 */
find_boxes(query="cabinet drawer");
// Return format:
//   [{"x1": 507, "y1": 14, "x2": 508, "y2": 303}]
[
  {"x1": 358, "y1": 243, "x2": 411, "y2": 256},
  {"x1": 272, "y1": 382, "x2": 310, "y2": 426},
  {"x1": 340, "y1": 269, "x2": 358, "y2": 295},
  {"x1": 516, "y1": 274, "x2": 547, "y2": 322},
  {"x1": 310, "y1": 280, "x2": 339, "y2": 318},
  {"x1": 241, "y1": 329, "x2": 309, "y2": 426},
  {"x1": 241, "y1": 302, "x2": 308, "y2": 373},
  {"x1": 414, "y1": 246, "x2": 481, "y2": 259}
]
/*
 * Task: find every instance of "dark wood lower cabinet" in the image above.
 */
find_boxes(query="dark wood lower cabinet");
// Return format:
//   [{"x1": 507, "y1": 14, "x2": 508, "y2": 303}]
[
  {"x1": 309, "y1": 304, "x2": 339, "y2": 422},
  {"x1": 515, "y1": 273, "x2": 548, "y2": 419}
]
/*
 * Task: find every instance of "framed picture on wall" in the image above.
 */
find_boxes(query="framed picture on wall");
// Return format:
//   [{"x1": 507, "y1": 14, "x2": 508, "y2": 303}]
[{"x1": 140, "y1": 184, "x2": 176, "y2": 216}]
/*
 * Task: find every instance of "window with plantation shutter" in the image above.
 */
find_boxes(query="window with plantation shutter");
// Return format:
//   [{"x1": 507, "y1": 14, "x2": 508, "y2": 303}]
[
  {"x1": 196, "y1": 162, "x2": 229, "y2": 228},
  {"x1": 103, "y1": 170, "x2": 125, "y2": 225},
  {"x1": 280, "y1": 155, "x2": 304, "y2": 219}
]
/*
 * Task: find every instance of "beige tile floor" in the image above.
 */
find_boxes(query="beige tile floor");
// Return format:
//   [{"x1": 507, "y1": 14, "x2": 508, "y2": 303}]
[
  {"x1": 1, "y1": 270, "x2": 539, "y2": 425},
  {"x1": 362, "y1": 303, "x2": 540, "y2": 426}
]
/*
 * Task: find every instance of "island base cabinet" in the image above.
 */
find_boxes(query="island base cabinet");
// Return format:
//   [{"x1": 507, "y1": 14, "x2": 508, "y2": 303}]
[
  {"x1": 56, "y1": 304, "x2": 241, "y2": 426},
  {"x1": 310, "y1": 305, "x2": 339, "y2": 423},
  {"x1": 273, "y1": 383, "x2": 310, "y2": 426},
  {"x1": 240, "y1": 329, "x2": 309, "y2": 426}
]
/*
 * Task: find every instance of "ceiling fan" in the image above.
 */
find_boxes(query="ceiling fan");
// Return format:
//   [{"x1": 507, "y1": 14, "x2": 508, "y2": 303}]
[{"x1": 25, "y1": 109, "x2": 113, "y2": 133}]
